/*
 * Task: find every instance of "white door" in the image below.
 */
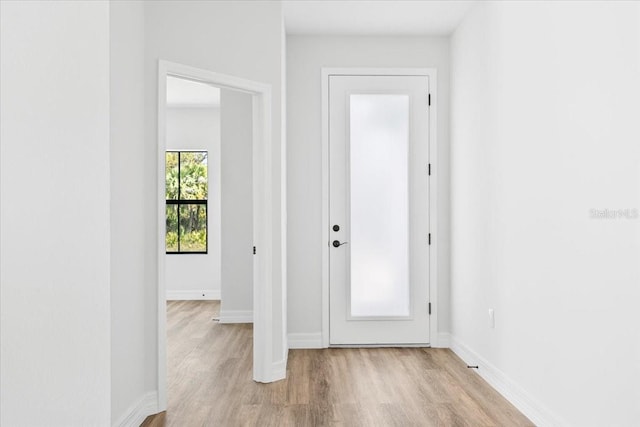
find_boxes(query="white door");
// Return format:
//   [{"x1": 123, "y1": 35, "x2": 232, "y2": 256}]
[{"x1": 329, "y1": 75, "x2": 430, "y2": 345}]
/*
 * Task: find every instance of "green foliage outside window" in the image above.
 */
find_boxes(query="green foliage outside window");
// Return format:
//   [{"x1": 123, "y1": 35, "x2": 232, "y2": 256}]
[{"x1": 166, "y1": 151, "x2": 208, "y2": 253}]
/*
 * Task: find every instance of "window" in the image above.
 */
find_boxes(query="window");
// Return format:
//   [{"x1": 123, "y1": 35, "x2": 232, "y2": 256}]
[{"x1": 166, "y1": 151, "x2": 208, "y2": 253}]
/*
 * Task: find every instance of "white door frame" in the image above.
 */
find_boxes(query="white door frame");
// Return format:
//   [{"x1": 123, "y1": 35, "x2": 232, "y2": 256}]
[
  {"x1": 321, "y1": 68, "x2": 439, "y2": 348},
  {"x1": 157, "y1": 60, "x2": 276, "y2": 411}
]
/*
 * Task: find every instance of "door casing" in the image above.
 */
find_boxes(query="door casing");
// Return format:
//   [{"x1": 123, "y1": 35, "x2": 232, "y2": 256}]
[
  {"x1": 321, "y1": 68, "x2": 439, "y2": 348},
  {"x1": 157, "y1": 60, "x2": 281, "y2": 412}
]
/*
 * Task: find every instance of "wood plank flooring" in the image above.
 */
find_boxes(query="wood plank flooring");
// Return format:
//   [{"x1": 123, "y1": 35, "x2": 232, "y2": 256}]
[{"x1": 142, "y1": 300, "x2": 533, "y2": 426}]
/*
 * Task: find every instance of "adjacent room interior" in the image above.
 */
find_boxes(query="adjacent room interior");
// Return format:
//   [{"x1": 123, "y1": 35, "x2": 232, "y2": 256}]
[{"x1": 163, "y1": 74, "x2": 257, "y2": 421}]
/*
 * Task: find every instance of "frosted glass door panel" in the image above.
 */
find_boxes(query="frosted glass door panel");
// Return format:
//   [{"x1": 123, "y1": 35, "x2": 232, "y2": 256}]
[{"x1": 349, "y1": 94, "x2": 410, "y2": 317}]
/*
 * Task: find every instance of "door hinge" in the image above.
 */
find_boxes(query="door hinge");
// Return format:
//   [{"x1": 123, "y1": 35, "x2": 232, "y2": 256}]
[
  {"x1": 428, "y1": 93, "x2": 431, "y2": 106},
  {"x1": 428, "y1": 163, "x2": 431, "y2": 176},
  {"x1": 429, "y1": 302, "x2": 432, "y2": 315},
  {"x1": 253, "y1": 246, "x2": 256, "y2": 255},
  {"x1": 428, "y1": 233, "x2": 431, "y2": 245}
]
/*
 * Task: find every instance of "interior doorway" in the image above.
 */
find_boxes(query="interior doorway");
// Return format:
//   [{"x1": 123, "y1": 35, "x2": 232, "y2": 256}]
[{"x1": 156, "y1": 60, "x2": 278, "y2": 412}]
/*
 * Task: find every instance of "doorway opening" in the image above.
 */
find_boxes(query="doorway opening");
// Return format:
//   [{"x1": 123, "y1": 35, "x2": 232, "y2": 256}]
[
  {"x1": 321, "y1": 68, "x2": 439, "y2": 348},
  {"x1": 156, "y1": 60, "x2": 278, "y2": 412}
]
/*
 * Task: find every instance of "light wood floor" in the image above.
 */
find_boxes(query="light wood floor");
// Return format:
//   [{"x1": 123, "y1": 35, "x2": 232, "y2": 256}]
[{"x1": 142, "y1": 300, "x2": 533, "y2": 426}]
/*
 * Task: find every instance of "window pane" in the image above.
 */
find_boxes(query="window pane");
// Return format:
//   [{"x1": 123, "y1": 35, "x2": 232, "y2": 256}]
[
  {"x1": 179, "y1": 204, "x2": 207, "y2": 252},
  {"x1": 349, "y1": 94, "x2": 410, "y2": 317},
  {"x1": 179, "y1": 152, "x2": 208, "y2": 200},
  {"x1": 166, "y1": 205, "x2": 179, "y2": 252},
  {"x1": 166, "y1": 152, "x2": 178, "y2": 200}
]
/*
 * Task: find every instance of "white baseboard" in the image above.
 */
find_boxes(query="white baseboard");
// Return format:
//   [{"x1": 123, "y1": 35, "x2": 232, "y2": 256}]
[
  {"x1": 287, "y1": 332, "x2": 448, "y2": 349},
  {"x1": 433, "y1": 332, "x2": 451, "y2": 348},
  {"x1": 113, "y1": 391, "x2": 159, "y2": 427},
  {"x1": 166, "y1": 289, "x2": 220, "y2": 300},
  {"x1": 288, "y1": 332, "x2": 323, "y2": 349},
  {"x1": 219, "y1": 309, "x2": 253, "y2": 323},
  {"x1": 450, "y1": 336, "x2": 565, "y2": 427}
]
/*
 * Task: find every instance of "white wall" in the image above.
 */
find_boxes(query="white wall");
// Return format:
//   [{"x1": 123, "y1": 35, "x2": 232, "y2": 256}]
[
  {"x1": 165, "y1": 106, "x2": 222, "y2": 300},
  {"x1": 220, "y1": 89, "x2": 254, "y2": 321},
  {"x1": 450, "y1": 2, "x2": 640, "y2": 425},
  {"x1": 144, "y1": 0, "x2": 287, "y2": 387},
  {"x1": 110, "y1": 1, "x2": 153, "y2": 425},
  {"x1": 1, "y1": 1, "x2": 112, "y2": 425},
  {"x1": 286, "y1": 36, "x2": 451, "y2": 341}
]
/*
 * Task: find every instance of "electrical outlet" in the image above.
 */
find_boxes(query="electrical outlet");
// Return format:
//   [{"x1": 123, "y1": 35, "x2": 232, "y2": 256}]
[{"x1": 488, "y1": 309, "x2": 495, "y2": 329}]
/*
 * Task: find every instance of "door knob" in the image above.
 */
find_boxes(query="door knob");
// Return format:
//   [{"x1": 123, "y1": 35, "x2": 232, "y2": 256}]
[{"x1": 332, "y1": 240, "x2": 348, "y2": 248}]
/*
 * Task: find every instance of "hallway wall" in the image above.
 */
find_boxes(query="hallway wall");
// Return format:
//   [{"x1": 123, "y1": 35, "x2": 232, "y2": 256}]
[
  {"x1": 110, "y1": 1, "x2": 149, "y2": 424},
  {"x1": 1, "y1": 2, "x2": 112, "y2": 425},
  {"x1": 450, "y1": 2, "x2": 640, "y2": 425}
]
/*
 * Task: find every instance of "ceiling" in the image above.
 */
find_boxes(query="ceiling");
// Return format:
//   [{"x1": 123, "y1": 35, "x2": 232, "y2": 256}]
[
  {"x1": 166, "y1": 1, "x2": 477, "y2": 107},
  {"x1": 283, "y1": 0, "x2": 476, "y2": 36},
  {"x1": 166, "y1": 76, "x2": 220, "y2": 107}
]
